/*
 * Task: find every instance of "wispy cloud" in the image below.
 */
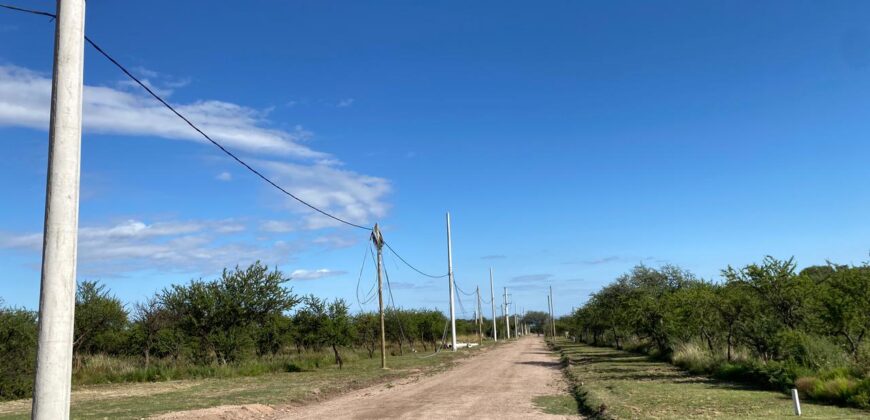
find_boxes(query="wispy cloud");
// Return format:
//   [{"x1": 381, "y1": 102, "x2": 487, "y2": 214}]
[
  {"x1": 0, "y1": 65, "x2": 324, "y2": 158},
  {"x1": 290, "y1": 268, "x2": 347, "y2": 280},
  {"x1": 216, "y1": 171, "x2": 232, "y2": 181},
  {"x1": 582, "y1": 256, "x2": 620, "y2": 265},
  {"x1": 260, "y1": 220, "x2": 296, "y2": 233},
  {"x1": 0, "y1": 219, "x2": 305, "y2": 277},
  {"x1": 0, "y1": 64, "x2": 391, "y2": 229},
  {"x1": 257, "y1": 160, "x2": 390, "y2": 229},
  {"x1": 511, "y1": 274, "x2": 554, "y2": 283},
  {"x1": 562, "y1": 255, "x2": 658, "y2": 265},
  {"x1": 336, "y1": 98, "x2": 355, "y2": 108}
]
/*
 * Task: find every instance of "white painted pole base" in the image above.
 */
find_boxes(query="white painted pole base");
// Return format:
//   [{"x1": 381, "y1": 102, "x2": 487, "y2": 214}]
[{"x1": 791, "y1": 388, "x2": 802, "y2": 416}]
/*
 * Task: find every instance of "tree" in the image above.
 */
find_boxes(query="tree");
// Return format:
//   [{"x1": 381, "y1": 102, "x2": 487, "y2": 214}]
[
  {"x1": 74, "y1": 281, "x2": 128, "y2": 357},
  {"x1": 354, "y1": 312, "x2": 379, "y2": 358},
  {"x1": 521, "y1": 311, "x2": 550, "y2": 335},
  {"x1": 132, "y1": 296, "x2": 168, "y2": 367},
  {"x1": 815, "y1": 264, "x2": 870, "y2": 358},
  {"x1": 323, "y1": 299, "x2": 354, "y2": 368},
  {"x1": 161, "y1": 262, "x2": 298, "y2": 363},
  {"x1": 0, "y1": 303, "x2": 37, "y2": 400}
]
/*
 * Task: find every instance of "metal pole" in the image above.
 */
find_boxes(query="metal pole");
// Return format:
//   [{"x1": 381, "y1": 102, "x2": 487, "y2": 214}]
[
  {"x1": 371, "y1": 224, "x2": 386, "y2": 368},
  {"x1": 489, "y1": 268, "x2": 497, "y2": 342},
  {"x1": 504, "y1": 287, "x2": 511, "y2": 339},
  {"x1": 446, "y1": 212, "x2": 457, "y2": 351},
  {"x1": 32, "y1": 1, "x2": 86, "y2": 418}
]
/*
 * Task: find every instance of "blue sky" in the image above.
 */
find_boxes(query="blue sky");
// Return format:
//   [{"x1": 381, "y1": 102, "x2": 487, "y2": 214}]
[{"x1": 1, "y1": 1, "x2": 869, "y2": 316}]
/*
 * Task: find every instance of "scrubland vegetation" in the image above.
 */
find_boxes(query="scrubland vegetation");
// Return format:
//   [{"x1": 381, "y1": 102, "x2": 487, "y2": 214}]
[
  {"x1": 561, "y1": 257, "x2": 870, "y2": 410},
  {"x1": 0, "y1": 262, "x2": 486, "y2": 402}
]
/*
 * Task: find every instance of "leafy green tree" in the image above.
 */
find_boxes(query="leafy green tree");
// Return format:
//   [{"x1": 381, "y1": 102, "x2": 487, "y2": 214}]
[
  {"x1": 161, "y1": 262, "x2": 298, "y2": 363},
  {"x1": 521, "y1": 311, "x2": 549, "y2": 334},
  {"x1": 131, "y1": 296, "x2": 168, "y2": 367},
  {"x1": 814, "y1": 264, "x2": 870, "y2": 358},
  {"x1": 0, "y1": 303, "x2": 37, "y2": 401},
  {"x1": 354, "y1": 312, "x2": 380, "y2": 357},
  {"x1": 74, "y1": 281, "x2": 128, "y2": 357},
  {"x1": 323, "y1": 299, "x2": 354, "y2": 368}
]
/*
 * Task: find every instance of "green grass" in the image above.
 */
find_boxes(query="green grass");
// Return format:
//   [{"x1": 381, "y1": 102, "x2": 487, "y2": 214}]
[
  {"x1": 554, "y1": 340, "x2": 869, "y2": 419},
  {"x1": 0, "y1": 344, "x2": 491, "y2": 420},
  {"x1": 533, "y1": 394, "x2": 580, "y2": 415}
]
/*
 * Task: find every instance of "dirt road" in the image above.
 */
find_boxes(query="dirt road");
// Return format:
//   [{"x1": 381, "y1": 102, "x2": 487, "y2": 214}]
[{"x1": 280, "y1": 336, "x2": 576, "y2": 420}]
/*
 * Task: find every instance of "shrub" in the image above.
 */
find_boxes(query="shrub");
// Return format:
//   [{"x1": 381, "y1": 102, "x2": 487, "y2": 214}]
[
  {"x1": 672, "y1": 341, "x2": 717, "y2": 374},
  {"x1": 776, "y1": 331, "x2": 850, "y2": 372},
  {"x1": 0, "y1": 307, "x2": 37, "y2": 401}
]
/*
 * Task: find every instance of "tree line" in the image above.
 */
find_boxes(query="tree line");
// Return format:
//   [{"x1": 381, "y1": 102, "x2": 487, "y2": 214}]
[
  {"x1": 562, "y1": 257, "x2": 870, "y2": 409},
  {"x1": 0, "y1": 261, "x2": 488, "y2": 401}
]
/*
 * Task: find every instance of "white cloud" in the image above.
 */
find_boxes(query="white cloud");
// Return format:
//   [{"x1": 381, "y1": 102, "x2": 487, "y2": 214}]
[
  {"x1": 0, "y1": 64, "x2": 392, "y2": 230},
  {"x1": 290, "y1": 268, "x2": 347, "y2": 280},
  {"x1": 260, "y1": 220, "x2": 296, "y2": 233},
  {"x1": 312, "y1": 234, "x2": 357, "y2": 249},
  {"x1": 336, "y1": 98, "x2": 355, "y2": 108},
  {"x1": 0, "y1": 219, "x2": 278, "y2": 277},
  {"x1": 216, "y1": 171, "x2": 232, "y2": 181},
  {"x1": 258, "y1": 160, "x2": 390, "y2": 229},
  {"x1": 0, "y1": 65, "x2": 324, "y2": 158}
]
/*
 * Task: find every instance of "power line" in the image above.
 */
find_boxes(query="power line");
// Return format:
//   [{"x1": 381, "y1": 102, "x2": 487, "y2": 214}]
[
  {"x1": 383, "y1": 240, "x2": 448, "y2": 279},
  {"x1": 453, "y1": 279, "x2": 476, "y2": 296},
  {"x1": 355, "y1": 245, "x2": 377, "y2": 310},
  {"x1": 0, "y1": 3, "x2": 53, "y2": 18},
  {"x1": 381, "y1": 258, "x2": 410, "y2": 349},
  {"x1": 1, "y1": 3, "x2": 372, "y2": 232}
]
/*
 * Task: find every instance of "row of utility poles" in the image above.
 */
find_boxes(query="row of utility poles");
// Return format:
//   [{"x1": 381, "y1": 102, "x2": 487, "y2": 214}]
[
  {"x1": 28, "y1": 2, "x2": 555, "y2": 416},
  {"x1": 371, "y1": 212, "x2": 533, "y2": 368}
]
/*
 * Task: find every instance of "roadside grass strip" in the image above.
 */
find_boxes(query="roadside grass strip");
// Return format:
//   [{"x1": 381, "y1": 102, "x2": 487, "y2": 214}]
[
  {"x1": 554, "y1": 341, "x2": 868, "y2": 419},
  {"x1": 0, "y1": 345, "x2": 489, "y2": 420}
]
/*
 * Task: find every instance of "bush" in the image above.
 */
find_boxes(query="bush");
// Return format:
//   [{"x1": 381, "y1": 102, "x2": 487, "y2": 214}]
[
  {"x1": 848, "y1": 379, "x2": 870, "y2": 408},
  {"x1": 776, "y1": 331, "x2": 851, "y2": 372},
  {"x1": 672, "y1": 341, "x2": 717, "y2": 374},
  {"x1": 0, "y1": 307, "x2": 37, "y2": 401}
]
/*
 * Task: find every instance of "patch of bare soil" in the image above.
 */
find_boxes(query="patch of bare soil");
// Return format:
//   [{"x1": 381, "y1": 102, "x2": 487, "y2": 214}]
[
  {"x1": 279, "y1": 336, "x2": 578, "y2": 419},
  {"x1": 151, "y1": 404, "x2": 275, "y2": 419}
]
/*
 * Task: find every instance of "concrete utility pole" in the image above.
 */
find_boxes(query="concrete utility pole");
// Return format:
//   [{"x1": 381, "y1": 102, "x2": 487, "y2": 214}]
[
  {"x1": 32, "y1": 1, "x2": 87, "y2": 418},
  {"x1": 476, "y1": 285, "x2": 482, "y2": 344},
  {"x1": 503, "y1": 287, "x2": 511, "y2": 339},
  {"x1": 446, "y1": 212, "x2": 457, "y2": 351},
  {"x1": 544, "y1": 293, "x2": 553, "y2": 337},
  {"x1": 550, "y1": 285, "x2": 557, "y2": 337},
  {"x1": 489, "y1": 268, "x2": 497, "y2": 342},
  {"x1": 371, "y1": 224, "x2": 387, "y2": 369}
]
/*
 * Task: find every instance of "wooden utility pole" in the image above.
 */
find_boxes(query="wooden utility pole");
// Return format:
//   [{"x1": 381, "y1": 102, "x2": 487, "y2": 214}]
[
  {"x1": 32, "y1": 1, "x2": 86, "y2": 418},
  {"x1": 476, "y1": 286, "x2": 482, "y2": 344},
  {"x1": 446, "y1": 213, "x2": 457, "y2": 351},
  {"x1": 489, "y1": 268, "x2": 497, "y2": 342},
  {"x1": 371, "y1": 224, "x2": 387, "y2": 368}
]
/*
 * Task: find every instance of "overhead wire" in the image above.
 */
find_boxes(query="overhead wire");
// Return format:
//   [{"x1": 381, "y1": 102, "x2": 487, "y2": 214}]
[
  {"x1": 383, "y1": 241, "x2": 448, "y2": 279},
  {"x1": 2, "y1": 3, "x2": 465, "y2": 303},
  {"x1": 355, "y1": 245, "x2": 377, "y2": 310},
  {"x1": 0, "y1": 3, "x2": 371, "y2": 232}
]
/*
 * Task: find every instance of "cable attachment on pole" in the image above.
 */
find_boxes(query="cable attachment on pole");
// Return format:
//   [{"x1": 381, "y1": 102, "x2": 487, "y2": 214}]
[{"x1": 370, "y1": 223, "x2": 384, "y2": 250}]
